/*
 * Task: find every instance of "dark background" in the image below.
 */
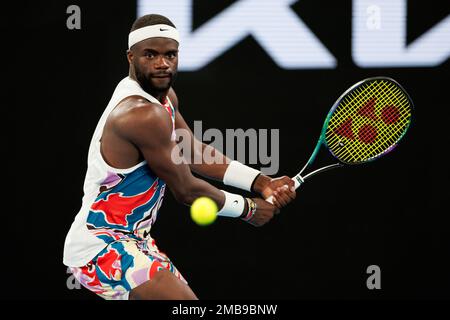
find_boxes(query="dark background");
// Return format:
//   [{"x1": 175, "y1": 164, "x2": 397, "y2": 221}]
[{"x1": 2, "y1": 1, "x2": 449, "y2": 300}]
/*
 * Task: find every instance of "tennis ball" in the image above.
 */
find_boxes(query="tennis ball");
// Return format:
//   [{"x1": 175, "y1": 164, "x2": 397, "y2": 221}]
[{"x1": 190, "y1": 197, "x2": 218, "y2": 226}]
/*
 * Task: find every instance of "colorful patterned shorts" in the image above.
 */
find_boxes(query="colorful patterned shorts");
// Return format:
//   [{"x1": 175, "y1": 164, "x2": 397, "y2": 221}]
[{"x1": 70, "y1": 238, "x2": 186, "y2": 300}]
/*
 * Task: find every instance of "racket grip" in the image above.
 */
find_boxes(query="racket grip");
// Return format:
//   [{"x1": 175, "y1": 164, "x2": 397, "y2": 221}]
[{"x1": 265, "y1": 175, "x2": 303, "y2": 204}]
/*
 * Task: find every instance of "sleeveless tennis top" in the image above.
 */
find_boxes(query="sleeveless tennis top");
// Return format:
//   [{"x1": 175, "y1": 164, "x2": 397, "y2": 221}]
[{"x1": 63, "y1": 77, "x2": 176, "y2": 267}]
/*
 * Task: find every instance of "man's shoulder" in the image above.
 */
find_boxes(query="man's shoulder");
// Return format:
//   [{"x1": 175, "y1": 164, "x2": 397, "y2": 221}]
[
  {"x1": 110, "y1": 96, "x2": 172, "y2": 138},
  {"x1": 113, "y1": 95, "x2": 166, "y2": 121}
]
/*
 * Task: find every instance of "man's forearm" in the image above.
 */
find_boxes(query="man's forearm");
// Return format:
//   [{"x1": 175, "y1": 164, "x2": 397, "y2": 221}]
[
  {"x1": 189, "y1": 143, "x2": 230, "y2": 181},
  {"x1": 178, "y1": 174, "x2": 251, "y2": 219},
  {"x1": 189, "y1": 143, "x2": 271, "y2": 194}
]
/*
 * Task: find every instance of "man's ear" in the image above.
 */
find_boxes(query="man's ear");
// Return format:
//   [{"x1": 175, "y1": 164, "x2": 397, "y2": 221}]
[{"x1": 127, "y1": 49, "x2": 133, "y2": 64}]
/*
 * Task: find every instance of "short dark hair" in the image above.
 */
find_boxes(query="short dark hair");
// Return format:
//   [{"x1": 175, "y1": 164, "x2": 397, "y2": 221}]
[{"x1": 130, "y1": 14, "x2": 176, "y2": 32}]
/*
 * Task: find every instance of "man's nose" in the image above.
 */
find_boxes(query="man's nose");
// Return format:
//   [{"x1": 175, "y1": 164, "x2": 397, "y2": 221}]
[{"x1": 155, "y1": 55, "x2": 169, "y2": 68}]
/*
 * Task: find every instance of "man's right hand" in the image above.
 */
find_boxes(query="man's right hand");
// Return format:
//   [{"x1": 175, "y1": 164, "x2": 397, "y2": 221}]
[{"x1": 245, "y1": 198, "x2": 280, "y2": 227}]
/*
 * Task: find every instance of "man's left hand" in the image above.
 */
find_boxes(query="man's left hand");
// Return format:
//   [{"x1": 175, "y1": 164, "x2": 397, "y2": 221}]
[{"x1": 253, "y1": 175, "x2": 296, "y2": 209}]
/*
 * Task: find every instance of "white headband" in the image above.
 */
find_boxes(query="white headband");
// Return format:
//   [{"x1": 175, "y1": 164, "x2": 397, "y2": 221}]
[{"x1": 128, "y1": 24, "x2": 180, "y2": 49}]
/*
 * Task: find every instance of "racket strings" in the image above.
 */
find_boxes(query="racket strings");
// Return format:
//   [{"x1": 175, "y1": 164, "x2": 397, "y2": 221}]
[
  {"x1": 345, "y1": 82, "x2": 409, "y2": 156},
  {"x1": 325, "y1": 79, "x2": 412, "y2": 163},
  {"x1": 328, "y1": 83, "x2": 378, "y2": 160},
  {"x1": 331, "y1": 81, "x2": 410, "y2": 161},
  {"x1": 331, "y1": 86, "x2": 406, "y2": 161}
]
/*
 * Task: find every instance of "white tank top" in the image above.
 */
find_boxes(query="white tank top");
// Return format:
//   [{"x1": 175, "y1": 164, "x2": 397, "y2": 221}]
[{"x1": 63, "y1": 77, "x2": 176, "y2": 267}]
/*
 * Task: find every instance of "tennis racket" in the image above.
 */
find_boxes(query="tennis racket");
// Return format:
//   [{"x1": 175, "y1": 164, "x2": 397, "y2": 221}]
[{"x1": 266, "y1": 76, "x2": 413, "y2": 203}]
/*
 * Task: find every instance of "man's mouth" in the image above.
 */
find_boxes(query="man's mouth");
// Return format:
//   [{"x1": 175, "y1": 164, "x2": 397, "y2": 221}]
[{"x1": 152, "y1": 74, "x2": 171, "y2": 78}]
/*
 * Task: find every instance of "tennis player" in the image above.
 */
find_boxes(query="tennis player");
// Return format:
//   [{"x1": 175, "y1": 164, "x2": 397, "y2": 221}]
[{"x1": 63, "y1": 14, "x2": 296, "y2": 300}]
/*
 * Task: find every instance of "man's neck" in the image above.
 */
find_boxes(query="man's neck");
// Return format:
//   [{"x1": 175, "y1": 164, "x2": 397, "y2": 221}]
[{"x1": 129, "y1": 73, "x2": 168, "y2": 104}]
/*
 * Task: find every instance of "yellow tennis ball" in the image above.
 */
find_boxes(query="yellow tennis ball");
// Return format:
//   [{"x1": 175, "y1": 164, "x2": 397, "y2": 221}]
[{"x1": 190, "y1": 197, "x2": 218, "y2": 226}]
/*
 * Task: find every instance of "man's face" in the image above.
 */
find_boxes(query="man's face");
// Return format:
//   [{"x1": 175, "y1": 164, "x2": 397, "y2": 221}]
[{"x1": 128, "y1": 37, "x2": 179, "y2": 93}]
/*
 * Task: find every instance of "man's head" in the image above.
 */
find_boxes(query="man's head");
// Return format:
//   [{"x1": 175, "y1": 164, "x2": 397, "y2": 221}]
[{"x1": 127, "y1": 14, "x2": 179, "y2": 95}]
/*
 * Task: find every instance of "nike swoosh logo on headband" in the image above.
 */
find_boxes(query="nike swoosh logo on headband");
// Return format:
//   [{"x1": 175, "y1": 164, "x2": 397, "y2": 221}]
[{"x1": 160, "y1": 28, "x2": 169, "y2": 31}]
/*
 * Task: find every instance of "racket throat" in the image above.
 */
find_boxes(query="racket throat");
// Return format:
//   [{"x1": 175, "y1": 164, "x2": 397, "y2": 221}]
[
  {"x1": 303, "y1": 163, "x2": 343, "y2": 180},
  {"x1": 293, "y1": 175, "x2": 305, "y2": 189}
]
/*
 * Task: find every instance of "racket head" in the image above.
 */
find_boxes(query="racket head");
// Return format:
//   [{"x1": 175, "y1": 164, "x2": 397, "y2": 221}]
[{"x1": 320, "y1": 77, "x2": 413, "y2": 164}]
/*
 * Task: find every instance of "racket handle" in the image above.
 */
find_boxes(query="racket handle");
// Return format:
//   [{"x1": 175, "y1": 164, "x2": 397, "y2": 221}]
[{"x1": 265, "y1": 175, "x2": 304, "y2": 204}]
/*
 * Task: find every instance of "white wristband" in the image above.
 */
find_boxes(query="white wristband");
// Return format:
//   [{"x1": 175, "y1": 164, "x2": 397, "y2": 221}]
[
  {"x1": 223, "y1": 161, "x2": 261, "y2": 192},
  {"x1": 217, "y1": 191, "x2": 245, "y2": 218}
]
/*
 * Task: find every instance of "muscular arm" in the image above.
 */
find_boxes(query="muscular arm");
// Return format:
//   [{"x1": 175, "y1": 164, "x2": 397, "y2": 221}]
[
  {"x1": 176, "y1": 109, "x2": 230, "y2": 180},
  {"x1": 166, "y1": 88, "x2": 228, "y2": 181},
  {"x1": 162, "y1": 89, "x2": 293, "y2": 222},
  {"x1": 168, "y1": 88, "x2": 273, "y2": 193},
  {"x1": 115, "y1": 98, "x2": 226, "y2": 208}
]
